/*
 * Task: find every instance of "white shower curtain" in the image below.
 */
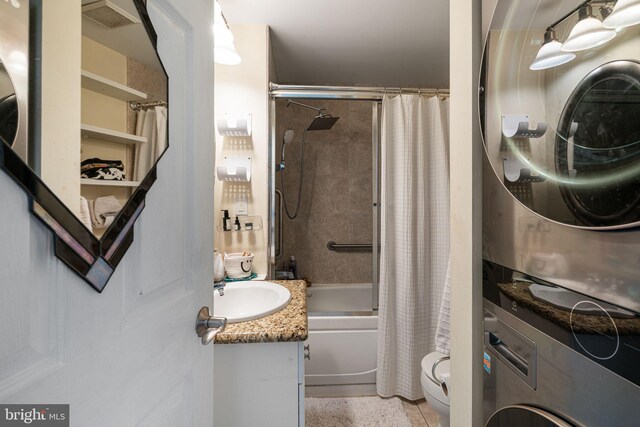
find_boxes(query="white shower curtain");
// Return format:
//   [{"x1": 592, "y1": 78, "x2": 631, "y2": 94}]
[
  {"x1": 134, "y1": 106, "x2": 168, "y2": 182},
  {"x1": 377, "y1": 94, "x2": 450, "y2": 400}
]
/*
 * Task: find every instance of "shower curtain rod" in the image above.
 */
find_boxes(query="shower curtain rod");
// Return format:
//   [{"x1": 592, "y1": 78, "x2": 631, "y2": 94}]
[{"x1": 269, "y1": 83, "x2": 450, "y2": 101}]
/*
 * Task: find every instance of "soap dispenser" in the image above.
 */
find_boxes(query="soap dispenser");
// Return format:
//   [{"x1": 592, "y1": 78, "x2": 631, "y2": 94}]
[{"x1": 221, "y1": 210, "x2": 231, "y2": 231}]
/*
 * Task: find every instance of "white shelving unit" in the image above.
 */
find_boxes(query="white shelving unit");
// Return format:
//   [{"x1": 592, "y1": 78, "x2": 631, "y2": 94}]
[
  {"x1": 81, "y1": 179, "x2": 141, "y2": 187},
  {"x1": 81, "y1": 70, "x2": 147, "y2": 102},
  {"x1": 80, "y1": 68, "x2": 149, "y2": 196},
  {"x1": 81, "y1": 124, "x2": 147, "y2": 145}
]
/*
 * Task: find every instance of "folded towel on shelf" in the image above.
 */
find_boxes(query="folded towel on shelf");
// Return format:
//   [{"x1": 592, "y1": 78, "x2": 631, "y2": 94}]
[
  {"x1": 435, "y1": 258, "x2": 452, "y2": 355},
  {"x1": 88, "y1": 195, "x2": 123, "y2": 229},
  {"x1": 81, "y1": 158, "x2": 125, "y2": 181},
  {"x1": 79, "y1": 196, "x2": 93, "y2": 232}
]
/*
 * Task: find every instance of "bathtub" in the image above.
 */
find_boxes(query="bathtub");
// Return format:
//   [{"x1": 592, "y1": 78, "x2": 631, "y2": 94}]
[{"x1": 305, "y1": 284, "x2": 378, "y2": 397}]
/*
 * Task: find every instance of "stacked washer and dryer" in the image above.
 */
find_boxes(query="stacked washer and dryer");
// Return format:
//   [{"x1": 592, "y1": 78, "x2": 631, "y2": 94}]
[{"x1": 482, "y1": 0, "x2": 640, "y2": 425}]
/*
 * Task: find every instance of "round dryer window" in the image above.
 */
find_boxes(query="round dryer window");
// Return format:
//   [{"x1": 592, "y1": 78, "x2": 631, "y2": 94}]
[
  {"x1": 485, "y1": 405, "x2": 575, "y2": 427},
  {"x1": 555, "y1": 61, "x2": 640, "y2": 227}
]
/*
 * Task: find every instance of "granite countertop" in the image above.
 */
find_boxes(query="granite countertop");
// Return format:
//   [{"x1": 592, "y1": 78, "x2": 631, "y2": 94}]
[
  {"x1": 214, "y1": 280, "x2": 308, "y2": 344},
  {"x1": 498, "y1": 282, "x2": 640, "y2": 335}
]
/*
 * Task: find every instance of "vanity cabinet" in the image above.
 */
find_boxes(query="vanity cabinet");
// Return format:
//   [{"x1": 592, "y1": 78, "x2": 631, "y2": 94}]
[{"x1": 213, "y1": 341, "x2": 305, "y2": 427}]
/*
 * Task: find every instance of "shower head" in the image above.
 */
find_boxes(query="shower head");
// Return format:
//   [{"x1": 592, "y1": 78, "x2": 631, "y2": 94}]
[
  {"x1": 306, "y1": 114, "x2": 340, "y2": 131},
  {"x1": 286, "y1": 99, "x2": 339, "y2": 131},
  {"x1": 283, "y1": 129, "x2": 295, "y2": 145}
]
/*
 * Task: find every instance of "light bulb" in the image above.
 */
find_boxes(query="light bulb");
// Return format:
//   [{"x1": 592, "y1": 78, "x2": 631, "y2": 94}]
[
  {"x1": 603, "y1": 0, "x2": 640, "y2": 29},
  {"x1": 530, "y1": 29, "x2": 576, "y2": 70},
  {"x1": 562, "y1": 5, "x2": 617, "y2": 52}
]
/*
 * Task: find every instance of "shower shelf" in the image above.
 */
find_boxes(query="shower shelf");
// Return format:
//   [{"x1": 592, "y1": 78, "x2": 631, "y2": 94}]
[
  {"x1": 503, "y1": 156, "x2": 546, "y2": 183},
  {"x1": 502, "y1": 114, "x2": 547, "y2": 138},
  {"x1": 216, "y1": 215, "x2": 262, "y2": 232}
]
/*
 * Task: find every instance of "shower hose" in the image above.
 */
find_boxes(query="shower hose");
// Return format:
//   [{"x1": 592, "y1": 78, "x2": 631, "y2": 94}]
[{"x1": 281, "y1": 128, "x2": 310, "y2": 220}]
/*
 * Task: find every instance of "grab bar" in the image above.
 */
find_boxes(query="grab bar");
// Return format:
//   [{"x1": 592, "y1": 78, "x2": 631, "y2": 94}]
[
  {"x1": 275, "y1": 189, "x2": 283, "y2": 260},
  {"x1": 326, "y1": 241, "x2": 380, "y2": 252}
]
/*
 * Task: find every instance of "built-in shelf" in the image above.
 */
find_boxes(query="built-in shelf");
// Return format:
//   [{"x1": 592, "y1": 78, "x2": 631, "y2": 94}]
[
  {"x1": 81, "y1": 70, "x2": 147, "y2": 102},
  {"x1": 81, "y1": 179, "x2": 141, "y2": 187},
  {"x1": 81, "y1": 124, "x2": 147, "y2": 145}
]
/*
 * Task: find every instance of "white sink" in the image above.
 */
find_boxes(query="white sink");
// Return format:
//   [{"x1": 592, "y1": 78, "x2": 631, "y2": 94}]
[{"x1": 213, "y1": 280, "x2": 291, "y2": 323}]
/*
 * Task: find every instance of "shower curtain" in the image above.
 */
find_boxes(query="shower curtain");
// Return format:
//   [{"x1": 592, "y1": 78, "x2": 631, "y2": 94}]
[
  {"x1": 377, "y1": 94, "x2": 450, "y2": 400},
  {"x1": 134, "y1": 106, "x2": 168, "y2": 182}
]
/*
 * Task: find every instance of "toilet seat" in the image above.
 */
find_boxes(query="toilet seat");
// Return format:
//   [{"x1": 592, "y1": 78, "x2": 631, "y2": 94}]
[{"x1": 421, "y1": 351, "x2": 450, "y2": 405}]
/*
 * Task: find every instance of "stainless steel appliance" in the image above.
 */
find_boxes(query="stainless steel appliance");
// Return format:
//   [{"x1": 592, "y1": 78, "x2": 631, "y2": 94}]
[
  {"x1": 482, "y1": 261, "x2": 640, "y2": 426},
  {"x1": 482, "y1": 0, "x2": 640, "y2": 422}
]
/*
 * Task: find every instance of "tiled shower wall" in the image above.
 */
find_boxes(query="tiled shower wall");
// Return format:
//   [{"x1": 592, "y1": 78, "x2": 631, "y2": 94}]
[{"x1": 275, "y1": 98, "x2": 374, "y2": 284}]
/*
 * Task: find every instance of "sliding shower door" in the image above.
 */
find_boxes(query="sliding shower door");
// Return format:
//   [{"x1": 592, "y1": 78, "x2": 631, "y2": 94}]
[{"x1": 269, "y1": 92, "x2": 381, "y2": 311}]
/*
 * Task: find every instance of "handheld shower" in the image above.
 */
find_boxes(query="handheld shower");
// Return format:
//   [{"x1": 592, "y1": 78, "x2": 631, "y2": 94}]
[{"x1": 277, "y1": 129, "x2": 295, "y2": 172}]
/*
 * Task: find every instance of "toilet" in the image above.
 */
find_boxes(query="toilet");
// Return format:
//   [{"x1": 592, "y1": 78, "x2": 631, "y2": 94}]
[{"x1": 420, "y1": 351, "x2": 450, "y2": 427}]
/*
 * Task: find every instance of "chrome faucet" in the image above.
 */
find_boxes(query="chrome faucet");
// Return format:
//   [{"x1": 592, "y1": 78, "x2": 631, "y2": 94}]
[{"x1": 214, "y1": 280, "x2": 226, "y2": 296}]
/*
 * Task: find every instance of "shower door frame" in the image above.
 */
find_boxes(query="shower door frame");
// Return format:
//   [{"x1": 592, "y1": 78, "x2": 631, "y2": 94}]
[{"x1": 268, "y1": 84, "x2": 383, "y2": 310}]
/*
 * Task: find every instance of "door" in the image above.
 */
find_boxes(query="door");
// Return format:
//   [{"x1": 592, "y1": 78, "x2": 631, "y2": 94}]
[{"x1": 0, "y1": 0, "x2": 216, "y2": 425}]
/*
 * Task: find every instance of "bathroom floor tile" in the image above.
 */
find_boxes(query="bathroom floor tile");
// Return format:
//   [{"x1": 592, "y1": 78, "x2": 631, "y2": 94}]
[
  {"x1": 416, "y1": 399, "x2": 440, "y2": 427},
  {"x1": 401, "y1": 399, "x2": 428, "y2": 427}
]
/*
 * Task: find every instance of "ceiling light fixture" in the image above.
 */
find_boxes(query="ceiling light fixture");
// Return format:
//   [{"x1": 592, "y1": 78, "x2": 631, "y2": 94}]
[
  {"x1": 530, "y1": 29, "x2": 576, "y2": 70},
  {"x1": 215, "y1": 40, "x2": 242, "y2": 66},
  {"x1": 213, "y1": 1, "x2": 241, "y2": 65},
  {"x1": 561, "y1": 4, "x2": 617, "y2": 52},
  {"x1": 603, "y1": 0, "x2": 640, "y2": 29}
]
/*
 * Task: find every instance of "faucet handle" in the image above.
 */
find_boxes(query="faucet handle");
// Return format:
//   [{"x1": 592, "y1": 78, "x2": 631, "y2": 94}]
[
  {"x1": 195, "y1": 307, "x2": 227, "y2": 345},
  {"x1": 213, "y1": 280, "x2": 226, "y2": 296}
]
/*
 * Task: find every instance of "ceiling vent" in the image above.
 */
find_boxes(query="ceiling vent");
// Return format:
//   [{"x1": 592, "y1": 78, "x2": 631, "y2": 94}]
[{"x1": 82, "y1": 0, "x2": 141, "y2": 29}]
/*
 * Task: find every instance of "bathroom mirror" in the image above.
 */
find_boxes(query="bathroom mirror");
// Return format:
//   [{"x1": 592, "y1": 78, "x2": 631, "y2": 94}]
[
  {"x1": 481, "y1": 0, "x2": 640, "y2": 230},
  {"x1": 0, "y1": 0, "x2": 168, "y2": 292},
  {"x1": 0, "y1": 65, "x2": 18, "y2": 150}
]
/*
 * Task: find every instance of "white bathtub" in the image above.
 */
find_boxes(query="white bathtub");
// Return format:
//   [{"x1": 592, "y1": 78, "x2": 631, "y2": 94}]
[{"x1": 305, "y1": 284, "x2": 378, "y2": 397}]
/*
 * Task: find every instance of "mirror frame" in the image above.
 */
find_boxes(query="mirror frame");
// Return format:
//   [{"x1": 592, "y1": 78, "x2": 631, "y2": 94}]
[{"x1": 0, "y1": 0, "x2": 169, "y2": 292}]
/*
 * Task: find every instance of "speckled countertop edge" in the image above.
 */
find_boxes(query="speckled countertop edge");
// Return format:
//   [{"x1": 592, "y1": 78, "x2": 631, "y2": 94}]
[{"x1": 214, "y1": 280, "x2": 308, "y2": 344}]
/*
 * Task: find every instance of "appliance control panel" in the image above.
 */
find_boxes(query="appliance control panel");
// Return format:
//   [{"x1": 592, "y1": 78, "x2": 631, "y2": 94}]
[{"x1": 483, "y1": 259, "x2": 640, "y2": 388}]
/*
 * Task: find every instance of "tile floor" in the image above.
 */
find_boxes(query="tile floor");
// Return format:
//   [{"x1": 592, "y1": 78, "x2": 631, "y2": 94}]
[{"x1": 401, "y1": 398, "x2": 440, "y2": 427}]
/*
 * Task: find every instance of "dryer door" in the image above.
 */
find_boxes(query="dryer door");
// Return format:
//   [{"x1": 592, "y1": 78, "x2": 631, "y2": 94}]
[{"x1": 486, "y1": 405, "x2": 575, "y2": 427}]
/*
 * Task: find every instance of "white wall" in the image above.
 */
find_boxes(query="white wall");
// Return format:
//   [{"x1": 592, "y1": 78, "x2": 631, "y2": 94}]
[
  {"x1": 214, "y1": 24, "x2": 270, "y2": 275},
  {"x1": 40, "y1": 0, "x2": 81, "y2": 215},
  {"x1": 450, "y1": 0, "x2": 484, "y2": 425}
]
